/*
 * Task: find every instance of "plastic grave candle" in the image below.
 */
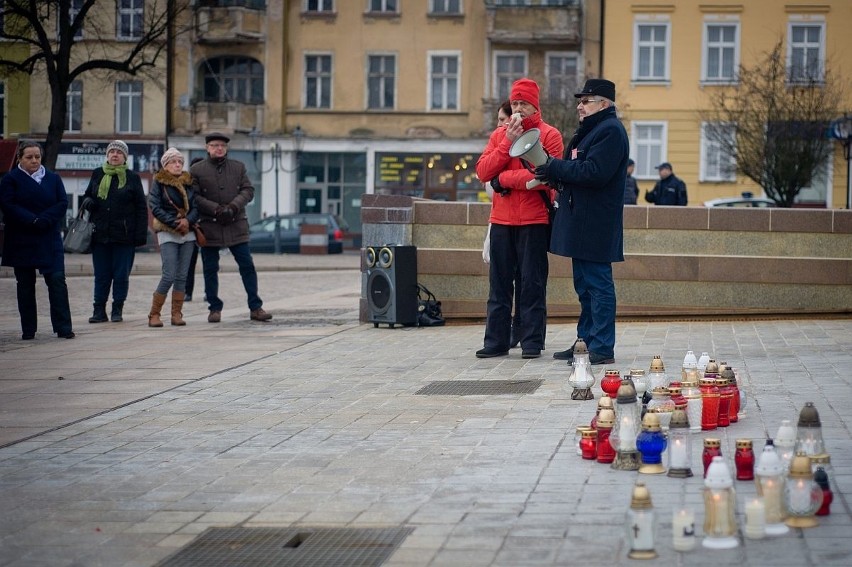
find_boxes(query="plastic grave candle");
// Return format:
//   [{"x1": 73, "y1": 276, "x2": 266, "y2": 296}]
[
  {"x1": 716, "y1": 375, "x2": 734, "y2": 428},
  {"x1": 680, "y1": 369, "x2": 703, "y2": 433},
  {"x1": 600, "y1": 369, "x2": 622, "y2": 399},
  {"x1": 795, "y1": 402, "x2": 829, "y2": 464},
  {"x1": 700, "y1": 378, "x2": 720, "y2": 431},
  {"x1": 628, "y1": 368, "x2": 649, "y2": 413},
  {"x1": 720, "y1": 366, "x2": 740, "y2": 423},
  {"x1": 646, "y1": 386, "x2": 675, "y2": 431},
  {"x1": 681, "y1": 350, "x2": 698, "y2": 381},
  {"x1": 590, "y1": 395, "x2": 614, "y2": 429},
  {"x1": 575, "y1": 426, "x2": 593, "y2": 456},
  {"x1": 784, "y1": 453, "x2": 822, "y2": 528},
  {"x1": 595, "y1": 408, "x2": 616, "y2": 464},
  {"x1": 626, "y1": 482, "x2": 657, "y2": 559},
  {"x1": 672, "y1": 508, "x2": 696, "y2": 552},
  {"x1": 814, "y1": 466, "x2": 833, "y2": 516},
  {"x1": 647, "y1": 355, "x2": 669, "y2": 392},
  {"x1": 754, "y1": 439, "x2": 789, "y2": 535},
  {"x1": 567, "y1": 339, "x2": 595, "y2": 400},
  {"x1": 702, "y1": 456, "x2": 739, "y2": 549},
  {"x1": 744, "y1": 498, "x2": 766, "y2": 540},
  {"x1": 667, "y1": 408, "x2": 693, "y2": 478},
  {"x1": 735, "y1": 439, "x2": 755, "y2": 481},
  {"x1": 697, "y1": 352, "x2": 711, "y2": 376},
  {"x1": 702, "y1": 438, "x2": 722, "y2": 478},
  {"x1": 775, "y1": 419, "x2": 797, "y2": 471},
  {"x1": 637, "y1": 413, "x2": 667, "y2": 474},
  {"x1": 580, "y1": 429, "x2": 597, "y2": 460},
  {"x1": 610, "y1": 379, "x2": 641, "y2": 471}
]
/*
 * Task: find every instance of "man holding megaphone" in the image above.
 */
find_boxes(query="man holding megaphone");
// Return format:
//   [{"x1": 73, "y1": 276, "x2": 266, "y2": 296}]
[
  {"x1": 533, "y1": 78, "x2": 629, "y2": 366},
  {"x1": 474, "y1": 78, "x2": 564, "y2": 359}
]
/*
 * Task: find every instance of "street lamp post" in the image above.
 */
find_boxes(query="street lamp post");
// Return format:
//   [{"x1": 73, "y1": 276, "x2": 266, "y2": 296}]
[
  {"x1": 270, "y1": 143, "x2": 283, "y2": 255},
  {"x1": 829, "y1": 114, "x2": 852, "y2": 209}
]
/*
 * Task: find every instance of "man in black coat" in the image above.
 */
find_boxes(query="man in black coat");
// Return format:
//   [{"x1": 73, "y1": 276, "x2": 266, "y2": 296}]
[
  {"x1": 534, "y1": 78, "x2": 629, "y2": 365},
  {"x1": 644, "y1": 162, "x2": 687, "y2": 206}
]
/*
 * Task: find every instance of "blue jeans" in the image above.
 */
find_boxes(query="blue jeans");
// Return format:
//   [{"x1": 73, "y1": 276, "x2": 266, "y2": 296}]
[
  {"x1": 156, "y1": 241, "x2": 195, "y2": 295},
  {"x1": 15, "y1": 268, "x2": 73, "y2": 336},
  {"x1": 91, "y1": 242, "x2": 136, "y2": 304},
  {"x1": 200, "y1": 243, "x2": 263, "y2": 312},
  {"x1": 572, "y1": 258, "x2": 616, "y2": 358}
]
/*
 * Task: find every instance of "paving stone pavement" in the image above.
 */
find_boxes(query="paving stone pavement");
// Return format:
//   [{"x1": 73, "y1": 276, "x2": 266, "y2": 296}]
[{"x1": 0, "y1": 252, "x2": 851, "y2": 566}]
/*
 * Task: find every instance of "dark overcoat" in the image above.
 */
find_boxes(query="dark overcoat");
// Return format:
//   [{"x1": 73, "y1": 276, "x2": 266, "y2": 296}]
[
  {"x1": 83, "y1": 167, "x2": 148, "y2": 246},
  {"x1": 190, "y1": 157, "x2": 253, "y2": 247}
]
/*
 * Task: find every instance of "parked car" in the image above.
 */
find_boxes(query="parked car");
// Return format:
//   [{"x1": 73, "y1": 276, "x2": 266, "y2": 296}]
[
  {"x1": 248, "y1": 213, "x2": 348, "y2": 254},
  {"x1": 704, "y1": 192, "x2": 776, "y2": 208}
]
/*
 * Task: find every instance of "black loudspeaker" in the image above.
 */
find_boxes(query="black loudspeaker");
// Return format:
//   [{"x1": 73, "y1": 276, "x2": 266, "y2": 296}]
[{"x1": 365, "y1": 245, "x2": 418, "y2": 328}]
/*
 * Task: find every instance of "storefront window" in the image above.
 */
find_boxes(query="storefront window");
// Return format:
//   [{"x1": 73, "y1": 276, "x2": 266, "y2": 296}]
[{"x1": 375, "y1": 152, "x2": 480, "y2": 201}]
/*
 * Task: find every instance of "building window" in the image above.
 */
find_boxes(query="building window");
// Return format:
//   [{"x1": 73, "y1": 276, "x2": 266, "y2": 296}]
[
  {"x1": 631, "y1": 122, "x2": 667, "y2": 179},
  {"x1": 305, "y1": 0, "x2": 333, "y2": 12},
  {"x1": 429, "y1": 53, "x2": 460, "y2": 111},
  {"x1": 117, "y1": 0, "x2": 143, "y2": 40},
  {"x1": 494, "y1": 52, "x2": 527, "y2": 101},
  {"x1": 201, "y1": 56, "x2": 264, "y2": 103},
  {"x1": 368, "y1": 0, "x2": 397, "y2": 13},
  {"x1": 633, "y1": 21, "x2": 669, "y2": 82},
  {"x1": 701, "y1": 122, "x2": 736, "y2": 182},
  {"x1": 0, "y1": 82, "x2": 5, "y2": 136},
  {"x1": 115, "y1": 81, "x2": 142, "y2": 134},
  {"x1": 66, "y1": 81, "x2": 83, "y2": 133},
  {"x1": 702, "y1": 22, "x2": 738, "y2": 83},
  {"x1": 59, "y1": 0, "x2": 85, "y2": 40},
  {"x1": 367, "y1": 54, "x2": 395, "y2": 110},
  {"x1": 305, "y1": 54, "x2": 332, "y2": 109},
  {"x1": 546, "y1": 52, "x2": 579, "y2": 102},
  {"x1": 430, "y1": 0, "x2": 461, "y2": 14},
  {"x1": 788, "y1": 22, "x2": 824, "y2": 83}
]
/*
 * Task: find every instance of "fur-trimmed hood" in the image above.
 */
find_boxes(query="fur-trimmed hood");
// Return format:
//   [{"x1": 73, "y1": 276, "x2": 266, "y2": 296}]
[{"x1": 154, "y1": 169, "x2": 193, "y2": 189}]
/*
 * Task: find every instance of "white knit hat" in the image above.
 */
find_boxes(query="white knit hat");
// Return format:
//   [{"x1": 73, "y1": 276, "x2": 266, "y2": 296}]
[
  {"x1": 106, "y1": 140, "x2": 129, "y2": 159},
  {"x1": 160, "y1": 147, "x2": 185, "y2": 168}
]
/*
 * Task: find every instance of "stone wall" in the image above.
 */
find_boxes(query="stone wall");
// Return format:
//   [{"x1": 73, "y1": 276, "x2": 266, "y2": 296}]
[{"x1": 361, "y1": 194, "x2": 852, "y2": 321}]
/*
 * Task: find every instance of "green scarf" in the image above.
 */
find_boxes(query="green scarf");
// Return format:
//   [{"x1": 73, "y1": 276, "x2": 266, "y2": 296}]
[{"x1": 98, "y1": 163, "x2": 128, "y2": 199}]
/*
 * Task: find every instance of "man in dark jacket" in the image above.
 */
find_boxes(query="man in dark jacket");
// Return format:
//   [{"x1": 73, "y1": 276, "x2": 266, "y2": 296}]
[
  {"x1": 645, "y1": 162, "x2": 687, "y2": 206},
  {"x1": 534, "y1": 78, "x2": 629, "y2": 365},
  {"x1": 191, "y1": 132, "x2": 272, "y2": 323},
  {"x1": 624, "y1": 159, "x2": 638, "y2": 205}
]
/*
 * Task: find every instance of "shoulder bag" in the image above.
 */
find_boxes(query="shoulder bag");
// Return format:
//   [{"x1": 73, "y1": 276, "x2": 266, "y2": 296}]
[{"x1": 63, "y1": 209, "x2": 94, "y2": 254}]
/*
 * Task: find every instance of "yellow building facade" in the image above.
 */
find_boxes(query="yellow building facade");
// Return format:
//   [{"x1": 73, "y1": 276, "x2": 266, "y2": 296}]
[{"x1": 603, "y1": 0, "x2": 852, "y2": 208}]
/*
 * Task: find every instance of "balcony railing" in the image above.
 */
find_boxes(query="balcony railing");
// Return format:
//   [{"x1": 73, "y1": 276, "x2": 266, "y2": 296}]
[
  {"x1": 195, "y1": 3, "x2": 265, "y2": 43},
  {"x1": 485, "y1": 0, "x2": 582, "y2": 45},
  {"x1": 192, "y1": 102, "x2": 264, "y2": 134}
]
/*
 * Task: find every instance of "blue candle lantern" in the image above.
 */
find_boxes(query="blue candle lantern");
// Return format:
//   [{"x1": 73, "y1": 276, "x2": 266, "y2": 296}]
[{"x1": 637, "y1": 412, "x2": 668, "y2": 474}]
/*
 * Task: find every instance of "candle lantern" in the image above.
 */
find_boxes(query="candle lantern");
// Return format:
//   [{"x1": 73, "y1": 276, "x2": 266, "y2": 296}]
[
  {"x1": 647, "y1": 355, "x2": 669, "y2": 392},
  {"x1": 784, "y1": 452, "x2": 822, "y2": 528},
  {"x1": 596, "y1": 408, "x2": 616, "y2": 464},
  {"x1": 720, "y1": 366, "x2": 739, "y2": 423},
  {"x1": 672, "y1": 508, "x2": 696, "y2": 552},
  {"x1": 668, "y1": 382, "x2": 686, "y2": 407},
  {"x1": 735, "y1": 439, "x2": 755, "y2": 481},
  {"x1": 704, "y1": 359, "x2": 720, "y2": 378},
  {"x1": 567, "y1": 338, "x2": 595, "y2": 400},
  {"x1": 744, "y1": 498, "x2": 766, "y2": 540},
  {"x1": 628, "y1": 368, "x2": 650, "y2": 413},
  {"x1": 700, "y1": 378, "x2": 720, "y2": 431},
  {"x1": 600, "y1": 369, "x2": 621, "y2": 399},
  {"x1": 580, "y1": 429, "x2": 597, "y2": 460},
  {"x1": 716, "y1": 375, "x2": 736, "y2": 428},
  {"x1": 795, "y1": 402, "x2": 829, "y2": 463},
  {"x1": 646, "y1": 386, "x2": 675, "y2": 431},
  {"x1": 681, "y1": 369, "x2": 703, "y2": 433},
  {"x1": 702, "y1": 456, "x2": 739, "y2": 549},
  {"x1": 681, "y1": 350, "x2": 698, "y2": 381},
  {"x1": 814, "y1": 466, "x2": 833, "y2": 516},
  {"x1": 637, "y1": 413, "x2": 667, "y2": 474},
  {"x1": 735, "y1": 367, "x2": 747, "y2": 420},
  {"x1": 625, "y1": 482, "x2": 657, "y2": 559},
  {"x1": 590, "y1": 395, "x2": 614, "y2": 429},
  {"x1": 702, "y1": 438, "x2": 722, "y2": 478},
  {"x1": 775, "y1": 419, "x2": 797, "y2": 471},
  {"x1": 754, "y1": 439, "x2": 789, "y2": 535},
  {"x1": 574, "y1": 426, "x2": 593, "y2": 456},
  {"x1": 610, "y1": 379, "x2": 641, "y2": 471},
  {"x1": 667, "y1": 408, "x2": 693, "y2": 478},
  {"x1": 697, "y1": 351, "x2": 711, "y2": 375}
]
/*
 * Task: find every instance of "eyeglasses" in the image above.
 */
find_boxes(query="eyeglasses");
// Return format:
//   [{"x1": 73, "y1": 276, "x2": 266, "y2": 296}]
[
  {"x1": 207, "y1": 143, "x2": 227, "y2": 148},
  {"x1": 578, "y1": 98, "x2": 602, "y2": 106}
]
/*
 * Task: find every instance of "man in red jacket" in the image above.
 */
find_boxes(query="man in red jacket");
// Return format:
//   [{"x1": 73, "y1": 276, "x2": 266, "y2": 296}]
[{"x1": 474, "y1": 78, "x2": 564, "y2": 359}]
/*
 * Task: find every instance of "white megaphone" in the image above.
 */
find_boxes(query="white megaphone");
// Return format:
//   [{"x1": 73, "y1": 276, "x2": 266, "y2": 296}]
[{"x1": 509, "y1": 128, "x2": 549, "y2": 189}]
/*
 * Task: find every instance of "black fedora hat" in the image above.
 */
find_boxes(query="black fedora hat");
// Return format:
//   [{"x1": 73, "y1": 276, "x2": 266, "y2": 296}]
[
  {"x1": 205, "y1": 132, "x2": 230, "y2": 144},
  {"x1": 574, "y1": 79, "x2": 616, "y2": 102}
]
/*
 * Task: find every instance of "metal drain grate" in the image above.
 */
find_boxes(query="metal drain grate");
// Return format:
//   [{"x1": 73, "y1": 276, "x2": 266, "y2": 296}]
[
  {"x1": 415, "y1": 379, "x2": 543, "y2": 396},
  {"x1": 156, "y1": 526, "x2": 414, "y2": 567}
]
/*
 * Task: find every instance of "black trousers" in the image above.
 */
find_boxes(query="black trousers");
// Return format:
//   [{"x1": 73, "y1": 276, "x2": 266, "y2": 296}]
[
  {"x1": 484, "y1": 223, "x2": 549, "y2": 350},
  {"x1": 15, "y1": 268, "x2": 73, "y2": 336}
]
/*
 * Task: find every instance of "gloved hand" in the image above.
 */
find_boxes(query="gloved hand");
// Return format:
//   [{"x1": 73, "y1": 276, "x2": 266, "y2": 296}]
[
  {"x1": 214, "y1": 205, "x2": 233, "y2": 224},
  {"x1": 32, "y1": 218, "x2": 51, "y2": 231},
  {"x1": 80, "y1": 197, "x2": 95, "y2": 212},
  {"x1": 534, "y1": 155, "x2": 555, "y2": 183},
  {"x1": 226, "y1": 203, "x2": 239, "y2": 217},
  {"x1": 491, "y1": 175, "x2": 510, "y2": 197}
]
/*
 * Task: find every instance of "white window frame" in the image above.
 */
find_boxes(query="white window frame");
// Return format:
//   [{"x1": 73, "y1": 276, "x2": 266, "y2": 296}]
[
  {"x1": 366, "y1": 53, "x2": 397, "y2": 110},
  {"x1": 787, "y1": 19, "x2": 825, "y2": 84},
  {"x1": 304, "y1": 52, "x2": 333, "y2": 109},
  {"x1": 701, "y1": 19, "x2": 739, "y2": 84},
  {"x1": 117, "y1": 0, "x2": 144, "y2": 40},
  {"x1": 59, "y1": 0, "x2": 85, "y2": 40},
  {"x1": 115, "y1": 80, "x2": 142, "y2": 134},
  {"x1": 545, "y1": 51, "x2": 580, "y2": 103},
  {"x1": 304, "y1": 0, "x2": 334, "y2": 12},
  {"x1": 368, "y1": 0, "x2": 398, "y2": 13},
  {"x1": 630, "y1": 121, "x2": 668, "y2": 180},
  {"x1": 427, "y1": 51, "x2": 461, "y2": 111},
  {"x1": 632, "y1": 17, "x2": 670, "y2": 83},
  {"x1": 66, "y1": 81, "x2": 83, "y2": 133},
  {"x1": 492, "y1": 50, "x2": 527, "y2": 101},
  {"x1": 700, "y1": 122, "x2": 737, "y2": 182},
  {"x1": 430, "y1": 0, "x2": 462, "y2": 14}
]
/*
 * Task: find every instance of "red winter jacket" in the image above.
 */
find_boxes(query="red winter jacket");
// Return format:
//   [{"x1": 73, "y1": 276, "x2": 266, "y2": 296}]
[{"x1": 475, "y1": 113, "x2": 563, "y2": 226}]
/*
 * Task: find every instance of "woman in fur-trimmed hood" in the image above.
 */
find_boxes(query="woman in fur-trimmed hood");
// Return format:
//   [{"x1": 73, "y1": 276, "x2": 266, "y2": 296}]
[{"x1": 146, "y1": 147, "x2": 200, "y2": 328}]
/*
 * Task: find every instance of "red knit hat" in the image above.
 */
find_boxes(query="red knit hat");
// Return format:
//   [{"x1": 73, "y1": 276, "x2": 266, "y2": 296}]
[{"x1": 510, "y1": 78, "x2": 540, "y2": 110}]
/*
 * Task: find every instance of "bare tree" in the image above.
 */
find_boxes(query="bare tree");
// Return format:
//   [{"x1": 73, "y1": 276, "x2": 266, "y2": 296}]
[
  {"x1": 700, "y1": 40, "x2": 844, "y2": 207},
  {"x1": 0, "y1": 0, "x2": 189, "y2": 169}
]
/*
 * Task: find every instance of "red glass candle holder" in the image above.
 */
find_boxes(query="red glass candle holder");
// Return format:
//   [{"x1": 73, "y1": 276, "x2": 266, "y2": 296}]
[
  {"x1": 734, "y1": 439, "x2": 755, "y2": 481},
  {"x1": 580, "y1": 429, "x2": 597, "y2": 460},
  {"x1": 700, "y1": 378, "x2": 720, "y2": 430},
  {"x1": 596, "y1": 426, "x2": 615, "y2": 464},
  {"x1": 702, "y1": 438, "x2": 722, "y2": 478},
  {"x1": 717, "y1": 377, "x2": 733, "y2": 428},
  {"x1": 600, "y1": 370, "x2": 621, "y2": 399}
]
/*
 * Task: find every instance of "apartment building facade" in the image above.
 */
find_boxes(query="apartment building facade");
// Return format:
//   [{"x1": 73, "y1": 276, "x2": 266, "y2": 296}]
[{"x1": 602, "y1": 0, "x2": 852, "y2": 208}]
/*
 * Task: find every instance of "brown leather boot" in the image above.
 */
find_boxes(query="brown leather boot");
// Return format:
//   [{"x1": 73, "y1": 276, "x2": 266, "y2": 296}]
[
  {"x1": 148, "y1": 292, "x2": 167, "y2": 328},
  {"x1": 171, "y1": 291, "x2": 186, "y2": 326}
]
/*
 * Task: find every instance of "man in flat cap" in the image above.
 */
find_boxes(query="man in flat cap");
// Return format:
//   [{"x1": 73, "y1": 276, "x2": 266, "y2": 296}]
[
  {"x1": 191, "y1": 132, "x2": 272, "y2": 323},
  {"x1": 533, "y1": 78, "x2": 628, "y2": 366},
  {"x1": 645, "y1": 162, "x2": 687, "y2": 206}
]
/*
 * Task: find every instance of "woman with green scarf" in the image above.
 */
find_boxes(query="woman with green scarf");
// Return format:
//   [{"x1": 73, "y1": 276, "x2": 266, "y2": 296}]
[{"x1": 81, "y1": 140, "x2": 147, "y2": 324}]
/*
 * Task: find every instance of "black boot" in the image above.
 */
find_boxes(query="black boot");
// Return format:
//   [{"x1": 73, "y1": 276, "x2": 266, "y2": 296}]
[
  {"x1": 110, "y1": 302, "x2": 124, "y2": 322},
  {"x1": 88, "y1": 303, "x2": 108, "y2": 323}
]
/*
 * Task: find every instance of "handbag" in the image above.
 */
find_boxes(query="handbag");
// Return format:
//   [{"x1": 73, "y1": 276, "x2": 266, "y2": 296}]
[
  {"x1": 417, "y1": 283, "x2": 445, "y2": 327},
  {"x1": 63, "y1": 209, "x2": 94, "y2": 254},
  {"x1": 193, "y1": 224, "x2": 207, "y2": 247}
]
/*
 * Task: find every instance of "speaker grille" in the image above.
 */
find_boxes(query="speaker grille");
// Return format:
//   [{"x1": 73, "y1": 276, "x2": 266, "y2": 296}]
[{"x1": 367, "y1": 270, "x2": 392, "y2": 314}]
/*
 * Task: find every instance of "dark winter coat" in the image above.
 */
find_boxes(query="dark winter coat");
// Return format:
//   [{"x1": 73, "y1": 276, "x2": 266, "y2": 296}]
[
  {"x1": 0, "y1": 166, "x2": 68, "y2": 272},
  {"x1": 148, "y1": 170, "x2": 200, "y2": 231},
  {"x1": 190, "y1": 156, "x2": 253, "y2": 247},
  {"x1": 539, "y1": 106, "x2": 628, "y2": 263},
  {"x1": 624, "y1": 174, "x2": 638, "y2": 205},
  {"x1": 83, "y1": 167, "x2": 148, "y2": 246},
  {"x1": 645, "y1": 174, "x2": 687, "y2": 206}
]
